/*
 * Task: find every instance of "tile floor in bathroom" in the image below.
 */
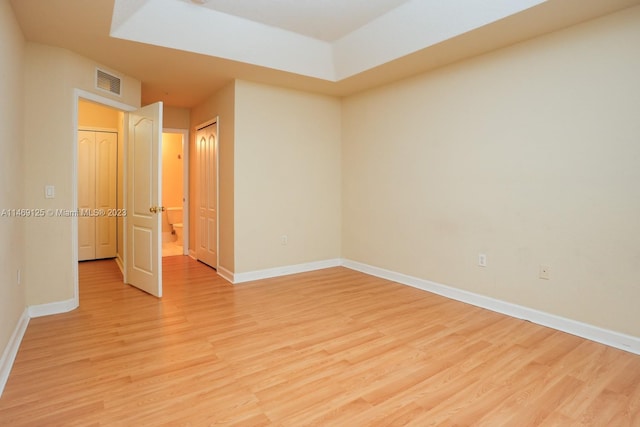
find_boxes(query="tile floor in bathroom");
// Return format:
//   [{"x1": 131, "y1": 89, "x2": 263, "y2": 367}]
[{"x1": 162, "y1": 241, "x2": 184, "y2": 257}]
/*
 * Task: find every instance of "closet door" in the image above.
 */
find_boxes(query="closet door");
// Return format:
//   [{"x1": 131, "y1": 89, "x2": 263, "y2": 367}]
[
  {"x1": 77, "y1": 130, "x2": 117, "y2": 261},
  {"x1": 78, "y1": 131, "x2": 96, "y2": 261},
  {"x1": 95, "y1": 132, "x2": 117, "y2": 258},
  {"x1": 196, "y1": 123, "x2": 217, "y2": 269}
]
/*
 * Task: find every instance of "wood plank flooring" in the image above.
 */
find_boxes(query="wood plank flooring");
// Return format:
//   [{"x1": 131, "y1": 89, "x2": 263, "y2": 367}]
[{"x1": 1, "y1": 256, "x2": 639, "y2": 426}]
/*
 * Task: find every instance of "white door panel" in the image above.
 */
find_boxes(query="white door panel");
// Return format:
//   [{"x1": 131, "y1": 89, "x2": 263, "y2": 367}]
[
  {"x1": 196, "y1": 123, "x2": 218, "y2": 268},
  {"x1": 78, "y1": 131, "x2": 95, "y2": 261},
  {"x1": 126, "y1": 102, "x2": 163, "y2": 297},
  {"x1": 95, "y1": 133, "x2": 117, "y2": 258},
  {"x1": 78, "y1": 131, "x2": 117, "y2": 260}
]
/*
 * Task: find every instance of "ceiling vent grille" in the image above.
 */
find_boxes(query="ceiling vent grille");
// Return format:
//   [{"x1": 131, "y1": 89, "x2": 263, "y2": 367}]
[{"x1": 96, "y1": 69, "x2": 121, "y2": 96}]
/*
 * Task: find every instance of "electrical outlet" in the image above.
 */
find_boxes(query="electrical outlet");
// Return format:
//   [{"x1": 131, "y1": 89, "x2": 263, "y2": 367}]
[
  {"x1": 478, "y1": 253, "x2": 487, "y2": 267},
  {"x1": 280, "y1": 235, "x2": 288, "y2": 245},
  {"x1": 45, "y1": 185, "x2": 55, "y2": 199},
  {"x1": 539, "y1": 265, "x2": 550, "y2": 280}
]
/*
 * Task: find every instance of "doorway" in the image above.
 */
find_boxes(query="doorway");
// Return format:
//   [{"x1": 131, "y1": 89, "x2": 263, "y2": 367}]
[
  {"x1": 77, "y1": 99, "x2": 125, "y2": 267},
  {"x1": 162, "y1": 130, "x2": 189, "y2": 257},
  {"x1": 73, "y1": 89, "x2": 166, "y2": 302}
]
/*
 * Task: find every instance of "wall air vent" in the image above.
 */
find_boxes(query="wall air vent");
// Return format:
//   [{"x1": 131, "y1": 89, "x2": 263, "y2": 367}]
[{"x1": 96, "y1": 69, "x2": 122, "y2": 96}]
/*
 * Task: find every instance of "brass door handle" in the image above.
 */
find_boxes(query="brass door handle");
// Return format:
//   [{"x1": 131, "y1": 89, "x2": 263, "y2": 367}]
[{"x1": 149, "y1": 206, "x2": 166, "y2": 213}]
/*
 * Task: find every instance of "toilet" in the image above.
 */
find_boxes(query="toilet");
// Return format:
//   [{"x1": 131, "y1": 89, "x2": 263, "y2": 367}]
[{"x1": 166, "y1": 207, "x2": 183, "y2": 243}]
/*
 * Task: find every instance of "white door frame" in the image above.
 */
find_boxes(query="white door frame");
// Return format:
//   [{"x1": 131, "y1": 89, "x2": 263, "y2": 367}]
[
  {"x1": 72, "y1": 89, "x2": 136, "y2": 306},
  {"x1": 195, "y1": 118, "x2": 220, "y2": 269},
  {"x1": 163, "y1": 128, "x2": 190, "y2": 255}
]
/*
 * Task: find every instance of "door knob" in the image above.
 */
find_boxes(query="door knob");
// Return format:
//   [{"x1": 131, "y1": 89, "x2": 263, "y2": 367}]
[{"x1": 149, "y1": 206, "x2": 157, "y2": 213}]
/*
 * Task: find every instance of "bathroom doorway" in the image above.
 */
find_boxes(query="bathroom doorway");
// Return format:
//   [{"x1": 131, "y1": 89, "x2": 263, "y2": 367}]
[{"x1": 162, "y1": 130, "x2": 189, "y2": 257}]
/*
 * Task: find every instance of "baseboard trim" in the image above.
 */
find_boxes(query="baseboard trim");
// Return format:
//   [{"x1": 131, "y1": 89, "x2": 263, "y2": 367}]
[
  {"x1": 0, "y1": 308, "x2": 29, "y2": 397},
  {"x1": 115, "y1": 254, "x2": 124, "y2": 275},
  {"x1": 342, "y1": 259, "x2": 640, "y2": 355},
  {"x1": 233, "y1": 258, "x2": 342, "y2": 284},
  {"x1": 217, "y1": 266, "x2": 234, "y2": 284},
  {"x1": 188, "y1": 249, "x2": 196, "y2": 259},
  {"x1": 28, "y1": 298, "x2": 78, "y2": 318}
]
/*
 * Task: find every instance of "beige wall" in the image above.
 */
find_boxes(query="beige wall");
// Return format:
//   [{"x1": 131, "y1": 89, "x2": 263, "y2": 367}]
[
  {"x1": 190, "y1": 81, "x2": 235, "y2": 272},
  {"x1": 23, "y1": 43, "x2": 140, "y2": 305},
  {"x1": 0, "y1": 0, "x2": 26, "y2": 360},
  {"x1": 234, "y1": 80, "x2": 342, "y2": 272},
  {"x1": 188, "y1": 80, "x2": 343, "y2": 275},
  {"x1": 161, "y1": 132, "x2": 184, "y2": 233},
  {"x1": 164, "y1": 106, "x2": 190, "y2": 130},
  {"x1": 78, "y1": 99, "x2": 121, "y2": 129},
  {"x1": 342, "y1": 7, "x2": 640, "y2": 336}
]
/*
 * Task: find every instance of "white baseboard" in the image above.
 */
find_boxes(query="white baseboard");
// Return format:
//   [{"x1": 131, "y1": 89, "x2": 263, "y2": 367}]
[
  {"x1": 342, "y1": 259, "x2": 640, "y2": 355},
  {"x1": 28, "y1": 298, "x2": 78, "y2": 318},
  {"x1": 188, "y1": 249, "x2": 196, "y2": 259},
  {"x1": 115, "y1": 254, "x2": 124, "y2": 275},
  {"x1": 0, "y1": 308, "x2": 29, "y2": 397},
  {"x1": 217, "y1": 266, "x2": 234, "y2": 284},
  {"x1": 233, "y1": 258, "x2": 342, "y2": 284}
]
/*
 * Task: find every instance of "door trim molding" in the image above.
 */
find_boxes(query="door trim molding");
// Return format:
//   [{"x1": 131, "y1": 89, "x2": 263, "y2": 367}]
[
  {"x1": 78, "y1": 126, "x2": 118, "y2": 133},
  {"x1": 195, "y1": 118, "x2": 218, "y2": 131}
]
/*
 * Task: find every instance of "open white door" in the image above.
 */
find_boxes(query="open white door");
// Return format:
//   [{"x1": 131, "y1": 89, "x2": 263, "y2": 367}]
[{"x1": 126, "y1": 102, "x2": 163, "y2": 297}]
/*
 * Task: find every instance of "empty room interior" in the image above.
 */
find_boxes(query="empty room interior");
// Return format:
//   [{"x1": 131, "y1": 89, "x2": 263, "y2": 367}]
[{"x1": 1, "y1": 0, "x2": 640, "y2": 424}]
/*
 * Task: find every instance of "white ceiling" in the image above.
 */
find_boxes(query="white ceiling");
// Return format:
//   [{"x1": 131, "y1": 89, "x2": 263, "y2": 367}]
[
  {"x1": 110, "y1": 0, "x2": 549, "y2": 81},
  {"x1": 196, "y1": 0, "x2": 412, "y2": 42},
  {"x1": 9, "y1": 0, "x2": 640, "y2": 107}
]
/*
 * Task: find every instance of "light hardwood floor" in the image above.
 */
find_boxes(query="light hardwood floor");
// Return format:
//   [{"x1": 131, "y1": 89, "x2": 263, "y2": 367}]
[{"x1": 1, "y1": 257, "x2": 639, "y2": 426}]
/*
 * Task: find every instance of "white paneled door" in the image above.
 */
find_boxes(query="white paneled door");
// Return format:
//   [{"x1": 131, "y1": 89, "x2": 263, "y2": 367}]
[
  {"x1": 78, "y1": 130, "x2": 117, "y2": 261},
  {"x1": 196, "y1": 123, "x2": 218, "y2": 269},
  {"x1": 78, "y1": 131, "x2": 96, "y2": 261},
  {"x1": 126, "y1": 103, "x2": 163, "y2": 297}
]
